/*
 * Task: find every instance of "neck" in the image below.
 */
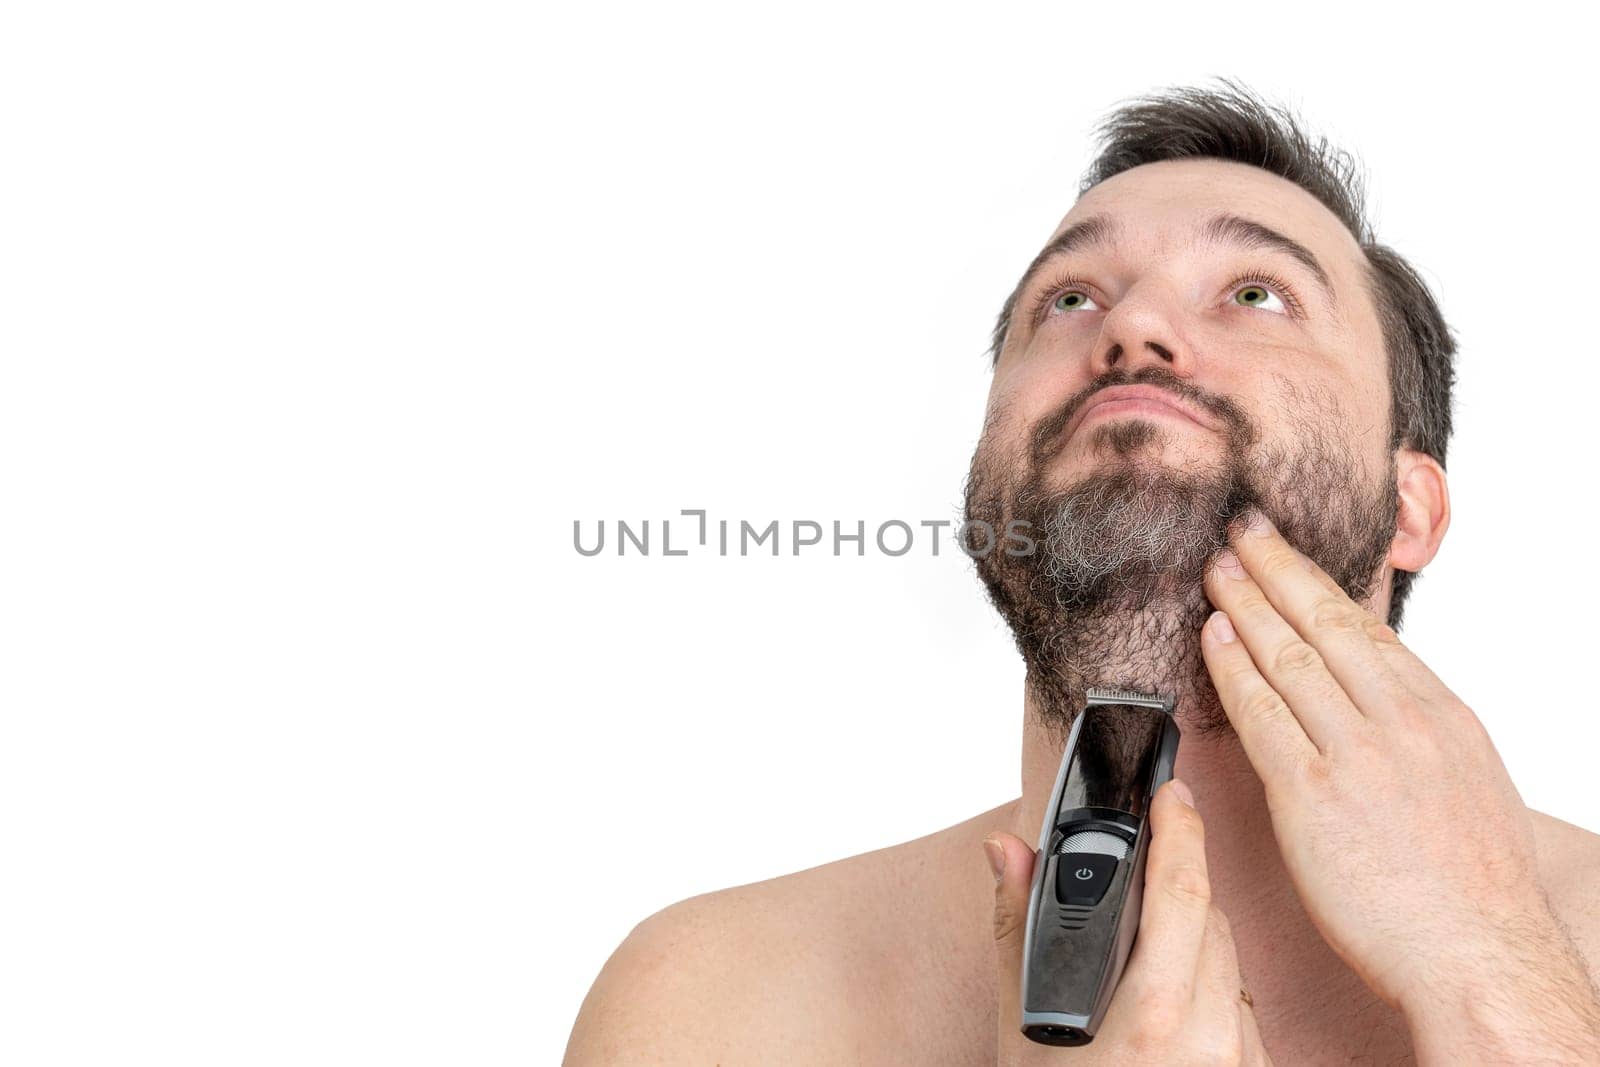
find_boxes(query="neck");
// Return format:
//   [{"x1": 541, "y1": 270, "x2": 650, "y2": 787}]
[
  {"x1": 996, "y1": 613, "x2": 1387, "y2": 1024},
  {"x1": 1008, "y1": 684, "x2": 1283, "y2": 909}
]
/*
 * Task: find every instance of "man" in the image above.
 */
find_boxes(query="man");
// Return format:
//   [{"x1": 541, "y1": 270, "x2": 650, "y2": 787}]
[{"x1": 564, "y1": 82, "x2": 1600, "y2": 1064}]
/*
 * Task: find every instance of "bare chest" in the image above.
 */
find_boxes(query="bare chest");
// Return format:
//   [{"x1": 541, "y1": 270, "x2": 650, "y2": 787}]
[{"x1": 840, "y1": 990, "x2": 1418, "y2": 1067}]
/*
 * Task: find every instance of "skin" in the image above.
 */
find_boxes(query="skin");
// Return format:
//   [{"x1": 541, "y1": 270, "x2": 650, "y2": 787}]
[{"x1": 564, "y1": 159, "x2": 1600, "y2": 1065}]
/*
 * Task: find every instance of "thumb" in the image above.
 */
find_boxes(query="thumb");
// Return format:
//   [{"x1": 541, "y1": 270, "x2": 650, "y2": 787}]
[{"x1": 983, "y1": 832, "x2": 1037, "y2": 1030}]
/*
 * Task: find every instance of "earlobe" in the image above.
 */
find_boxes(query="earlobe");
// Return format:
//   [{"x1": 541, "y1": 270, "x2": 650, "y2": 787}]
[{"x1": 1388, "y1": 450, "x2": 1450, "y2": 573}]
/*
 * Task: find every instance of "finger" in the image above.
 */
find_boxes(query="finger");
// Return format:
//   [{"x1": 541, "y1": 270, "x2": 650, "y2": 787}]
[
  {"x1": 1121, "y1": 780, "x2": 1213, "y2": 1007},
  {"x1": 1201, "y1": 610, "x2": 1320, "y2": 784},
  {"x1": 1228, "y1": 510, "x2": 1417, "y2": 716},
  {"x1": 1193, "y1": 907, "x2": 1244, "y2": 1010},
  {"x1": 1361, "y1": 611, "x2": 1463, "y2": 708},
  {"x1": 1205, "y1": 548, "x2": 1362, "y2": 752},
  {"x1": 1194, "y1": 910, "x2": 1275, "y2": 1065},
  {"x1": 983, "y1": 831, "x2": 1037, "y2": 1039}
]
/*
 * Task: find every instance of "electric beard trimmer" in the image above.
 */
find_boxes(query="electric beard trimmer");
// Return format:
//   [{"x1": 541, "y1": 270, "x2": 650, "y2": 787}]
[{"x1": 1019, "y1": 686, "x2": 1181, "y2": 1045}]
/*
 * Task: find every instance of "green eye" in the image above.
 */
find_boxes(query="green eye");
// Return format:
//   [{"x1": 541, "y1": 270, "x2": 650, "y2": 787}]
[
  {"x1": 1233, "y1": 283, "x2": 1289, "y2": 313},
  {"x1": 1053, "y1": 291, "x2": 1091, "y2": 312}
]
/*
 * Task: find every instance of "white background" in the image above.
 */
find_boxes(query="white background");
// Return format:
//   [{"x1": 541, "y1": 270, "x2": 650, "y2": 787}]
[{"x1": 3, "y1": 3, "x2": 1595, "y2": 1064}]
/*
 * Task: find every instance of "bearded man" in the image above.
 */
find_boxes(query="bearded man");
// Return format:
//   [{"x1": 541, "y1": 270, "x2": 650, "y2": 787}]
[{"x1": 565, "y1": 82, "x2": 1600, "y2": 1065}]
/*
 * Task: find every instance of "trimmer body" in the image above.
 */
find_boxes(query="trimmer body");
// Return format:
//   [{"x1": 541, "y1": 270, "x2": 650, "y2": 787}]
[{"x1": 1019, "y1": 686, "x2": 1180, "y2": 1046}]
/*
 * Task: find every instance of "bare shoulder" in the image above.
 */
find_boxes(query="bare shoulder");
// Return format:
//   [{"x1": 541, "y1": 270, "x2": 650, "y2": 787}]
[
  {"x1": 1529, "y1": 807, "x2": 1600, "y2": 966},
  {"x1": 561, "y1": 875, "x2": 855, "y2": 1065},
  {"x1": 563, "y1": 805, "x2": 1008, "y2": 1066}
]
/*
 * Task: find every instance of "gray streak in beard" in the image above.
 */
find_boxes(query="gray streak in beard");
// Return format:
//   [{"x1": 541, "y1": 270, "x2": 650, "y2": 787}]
[{"x1": 1037, "y1": 469, "x2": 1240, "y2": 608}]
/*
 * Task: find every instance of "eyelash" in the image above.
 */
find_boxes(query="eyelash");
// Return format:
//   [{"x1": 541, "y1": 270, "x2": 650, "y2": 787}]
[{"x1": 1026, "y1": 267, "x2": 1308, "y2": 324}]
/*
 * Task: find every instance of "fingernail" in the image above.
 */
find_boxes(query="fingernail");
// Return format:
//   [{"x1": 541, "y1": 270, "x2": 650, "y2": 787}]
[
  {"x1": 1243, "y1": 508, "x2": 1272, "y2": 534},
  {"x1": 1208, "y1": 610, "x2": 1237, "y2": 643},
  {"x1": 983, "y1": 838, "x2": 1005, "y2": 882},
  {"x1": 1170, "y1": 778, "x2": 1195, "y2": 807},
  {"x1": 1212, "y1": 549, "x2": 1245, "y2": 580}
]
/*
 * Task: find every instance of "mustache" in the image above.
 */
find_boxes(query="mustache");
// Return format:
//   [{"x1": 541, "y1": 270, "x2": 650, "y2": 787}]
[{"x1": 1028, "y1": 366, "x2": 1258, "y2": 466}]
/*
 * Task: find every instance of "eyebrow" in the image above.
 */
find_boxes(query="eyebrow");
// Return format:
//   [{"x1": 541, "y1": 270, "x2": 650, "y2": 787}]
[{"x1": 1012, "y1": 210, "x2": 1339, "y2": 316}]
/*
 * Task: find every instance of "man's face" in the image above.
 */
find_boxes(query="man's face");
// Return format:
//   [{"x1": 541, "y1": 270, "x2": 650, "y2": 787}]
[
  {"x1": 966, "y1": 158, "x2": 1401, "y2": 737},
  {"x1": 986, "y1": 157, "x2": 1389, "y2": 500}
]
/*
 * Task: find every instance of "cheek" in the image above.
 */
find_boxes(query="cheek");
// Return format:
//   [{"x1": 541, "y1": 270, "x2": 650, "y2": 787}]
[
  {"x1": 1251, "y1": 376, "x2": 1389, "y2": 486},
  {"x1": 990, "y1": 348, "x2": 1081, "y2": 432},
  {"x1": 1190, "y1": 322, "x2": 1303, "y2": 373}
]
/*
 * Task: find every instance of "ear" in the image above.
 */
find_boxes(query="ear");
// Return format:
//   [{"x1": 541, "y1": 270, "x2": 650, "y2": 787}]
[{"x1": 1388, "y1": 449, "x2": 1450, "y2": 573}]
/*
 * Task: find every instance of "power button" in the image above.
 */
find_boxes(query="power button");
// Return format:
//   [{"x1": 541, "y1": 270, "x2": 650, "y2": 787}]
[{"x1": 1055, "y1": 852, "x2": 1117, "y2": 907}]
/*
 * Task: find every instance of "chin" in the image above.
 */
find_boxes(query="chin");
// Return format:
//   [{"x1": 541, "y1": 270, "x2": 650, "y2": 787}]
[{"x1": 1054, "y1": 438, "x2": 1219, "y2": 482}]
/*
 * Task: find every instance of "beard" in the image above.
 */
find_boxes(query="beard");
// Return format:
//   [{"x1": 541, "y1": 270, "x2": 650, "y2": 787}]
[{"x1": 963, "y1": 366, "x2": 1398, "y2": 743}]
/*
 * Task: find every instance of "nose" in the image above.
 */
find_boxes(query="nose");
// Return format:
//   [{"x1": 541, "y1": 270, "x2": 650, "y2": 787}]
[{"x1": 1088, "y1": 284, "x2": 1195, "y2": 379}]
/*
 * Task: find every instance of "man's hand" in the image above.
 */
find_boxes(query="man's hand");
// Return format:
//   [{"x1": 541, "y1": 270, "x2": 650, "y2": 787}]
[
  {"x1": 1199, "y1": 509, "x2": 1600, "y2": 1061},
  {"x1": 985, "y1": 779, "x2": 1273, "y2": 1065}
]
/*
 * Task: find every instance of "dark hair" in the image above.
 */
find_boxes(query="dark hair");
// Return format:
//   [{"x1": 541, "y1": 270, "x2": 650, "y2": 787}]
[{"x1": 987, "y1": 78, "x2": 1457, "y2": 631}]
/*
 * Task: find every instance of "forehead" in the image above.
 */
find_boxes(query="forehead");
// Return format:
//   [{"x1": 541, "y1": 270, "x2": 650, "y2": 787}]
[{"x1": 1051, "y1": 158, "x2": 1368, "y2": 296}]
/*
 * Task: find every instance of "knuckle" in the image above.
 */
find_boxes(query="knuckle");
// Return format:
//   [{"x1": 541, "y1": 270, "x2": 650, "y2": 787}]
[
  {"x1": 1363, "y1": 614, "x2": 1403, "y2": 645},
  {"x1": 1223, "y1": 660, "x2": 1260, "y2": 690},
  {"x1": 991, "y1": 896, "x2": 1024, "y2": 945},
  {"x1": 1388, "y1": 695, "x2": 1430, "y2": 728},
  {"x1": 1259, "y1": 546, "x2": 1302, "y2": 582},
  {"x1": 1206, "y1": 905, "x2": 1235, "y2": 943},
  {"x1": 1159, "y1": 801, "x2": 1205, "y2": 843},
  {"x1": 1343, "y1": 720, "x2": 1383, "y2": 757},
  {"x1": 1303, "y1": 753, "x2": 1336, "y2": 789},
  {"x1": 1163, "y1": 862, "x2": 1212, "y2": 906},
  {"x1": 1231, "y1": 586, "x2": 1269, "y2": 616},
  {"x1": 1122, "y1": 987, "x2": 1238, "y2": 1062},
  {"x1": 1270, "y1": 639, "x2": 1323, "y2": 676},
  {"x1": 1241, "y1": 687, "x2": 1288, "y2": 725},
  {"x1": 1126, "y1": 996, "x2": 1184, "y2": 1050},
  {"x1": 1310, "y1": 596, "x2": 1361, "y2": 634}
]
